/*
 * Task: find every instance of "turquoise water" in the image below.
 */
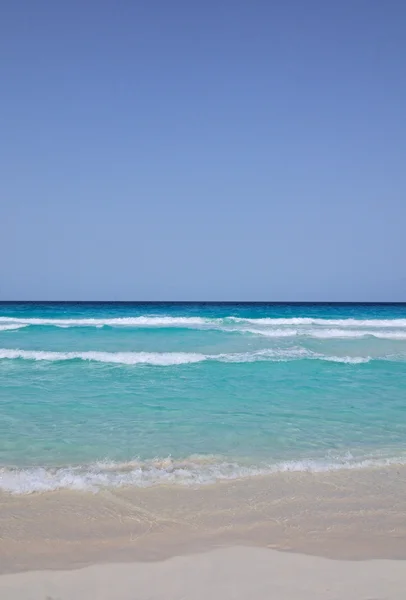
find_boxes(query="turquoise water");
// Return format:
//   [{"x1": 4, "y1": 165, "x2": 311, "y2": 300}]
[{"x1": 1, "y1": 302, "x2": 406, "y2": 493}]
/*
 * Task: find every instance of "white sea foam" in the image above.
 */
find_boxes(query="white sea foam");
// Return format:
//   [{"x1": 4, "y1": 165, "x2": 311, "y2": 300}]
[
  {"x1": 0, "y1": 349, "x2": 206, "y2": 365},
  {"x1": 0, "y1": 347, "x2": 381, "y2": 365},
  {"x1": 242, "y1": 328, "x2": 300, "y2": 338},
  {"x1": 1, "y1": 315, "x2": 406, "y2": 329},
  {"x1": 1, "y1": 454, "x2": 405, "y2": 494},
  {"x1": 319, "y1": 355, "x2": 369, "y2": 364},
  {"x1": 228, "y1": 317, "x2": 406, "y2": 328},
  {"x1": 0, "y1": 324, "x2": 28, "y2": 331},
  {"x1": 245, "y1": 327, "x2": 406, "y2": 340},
  {"x1": 0, "y1": 316, "x2": 208, "y2": 327}
]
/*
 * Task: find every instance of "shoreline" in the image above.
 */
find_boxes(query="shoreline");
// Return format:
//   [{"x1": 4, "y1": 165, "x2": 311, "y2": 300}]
[
  {"x1": 2, "y1": 451, "x2": 406, "y2": 494},
  {"x1": 1, "y1": 464, "x2": 406, "y2": 575}
]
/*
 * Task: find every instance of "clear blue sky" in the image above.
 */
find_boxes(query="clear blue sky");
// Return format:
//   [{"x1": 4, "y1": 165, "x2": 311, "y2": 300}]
[{"x1": 1, "y1": 1, "x2": 405, "y2": 301}]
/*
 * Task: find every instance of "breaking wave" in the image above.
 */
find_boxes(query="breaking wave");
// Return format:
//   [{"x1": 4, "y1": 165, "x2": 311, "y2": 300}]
[
  {"x1": 1, "y1": 453, "x2": 405, "y2": 494},
  {"x1": 0, "y1": 316, "x2": 207, "y2": 327},
  {"x1": 1, "y1": 315, "x2": 406, "y2": 330},
  {"x1": 228, "y1": 317, "x2": 406, "y2": 327},
  {"x1": 244, "y1": 327, "x2": 406, "y2": 340},
  {"x1": 0, "y1": 324, "x2": 28, "y2": 331},
  {"x1": 0, "y1": 347, "x2": 377, "y2": 365}
]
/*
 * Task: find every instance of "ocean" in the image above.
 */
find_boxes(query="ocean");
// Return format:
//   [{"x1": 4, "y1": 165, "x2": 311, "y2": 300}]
[{"x1": 0, "y1": 302, "x2": 406, "y2": 494}]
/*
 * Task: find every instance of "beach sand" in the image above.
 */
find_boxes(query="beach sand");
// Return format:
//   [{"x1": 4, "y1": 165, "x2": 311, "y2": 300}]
[
  {"x1": 1, "y1": 465, "x2": 406, "y2": 598},
  {"x1": 2, "y1": 546, "x2": 406, "y2": 600}
]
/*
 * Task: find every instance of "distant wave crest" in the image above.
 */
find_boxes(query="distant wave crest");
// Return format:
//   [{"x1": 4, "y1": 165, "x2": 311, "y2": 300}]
[
  {"x1": 244, "y1": 327, "x2": 406, "y2": 340},
  {"x1": 228, "y1": 317, "x2": 406, "y2": 328},
  {"x1": 0, "y1": 316, "x2": 207, "y2": 328},
  {"x1": 1, "y1": 315, "x2": 406, "y2": 330}
]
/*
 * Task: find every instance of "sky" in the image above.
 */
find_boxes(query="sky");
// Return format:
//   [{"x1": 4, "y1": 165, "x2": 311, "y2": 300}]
[{"x1": 1, "y1": 1, "x2": 405, "y2": 301}]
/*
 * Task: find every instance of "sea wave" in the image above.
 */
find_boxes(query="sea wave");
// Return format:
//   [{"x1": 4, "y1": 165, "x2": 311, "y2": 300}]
[
  {"x1": 2, "y1": 316, "x2": 406, "y2": 340},
  {"x1": 228, "y1": 317, "x2": 406, "y2": 328},
  {"x1": 1, "y1": 454, "x2": 405, "y2": 494},
  {"x1": 0, "y1": 349, "x2": 206, "y2": 365},
  {"x1": 0, "y1": 316, "x2": 208, "y2": 328},
  {"x1": 0, "y1": 324, "x2": 28, "y2": 331},
  {"x1": 0, "y1": 347, "x2": 383, "y2": 365},
  {"x1": 244, "y1": 327, "x2": 406, "y2": 340},
  {"x1": 1, "y1": 315, "x2": 406, "y2": 329}
]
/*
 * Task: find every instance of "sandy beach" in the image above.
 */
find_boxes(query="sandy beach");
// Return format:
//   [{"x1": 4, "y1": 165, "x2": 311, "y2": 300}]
[
  {"x1": 1, "y1": 465, "x2": 406, "y2": 598},
  {"x1": 2, "y1": 546, "x2": 406, "y2": 600}
]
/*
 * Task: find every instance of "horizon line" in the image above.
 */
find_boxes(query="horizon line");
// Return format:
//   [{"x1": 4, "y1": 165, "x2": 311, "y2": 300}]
[{"x1": 0, "y1": 300, "x2": 405, "y2": 305}]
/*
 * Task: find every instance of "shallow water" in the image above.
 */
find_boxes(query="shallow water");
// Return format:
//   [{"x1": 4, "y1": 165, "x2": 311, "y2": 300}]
[{"x1": 1, "y1": 302, "x2": 406, "y2": 493}]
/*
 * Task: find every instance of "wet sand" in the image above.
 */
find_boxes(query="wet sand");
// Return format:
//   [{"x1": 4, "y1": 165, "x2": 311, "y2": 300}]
[{"x1": 1, "y1": 465, "x2": 406, "y2": 598}]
